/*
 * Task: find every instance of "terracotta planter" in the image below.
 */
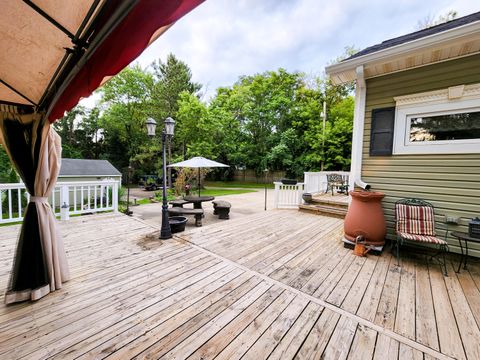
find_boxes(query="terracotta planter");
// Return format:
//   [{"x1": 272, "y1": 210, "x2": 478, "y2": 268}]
[{"x1": 344, "y1": 190, "x2": 386, "y2": 246}]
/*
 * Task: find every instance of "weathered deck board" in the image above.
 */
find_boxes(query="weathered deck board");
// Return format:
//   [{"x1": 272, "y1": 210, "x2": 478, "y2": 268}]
[{"x1": 0, "y1": 210, "x2": 476, "y2": 359}]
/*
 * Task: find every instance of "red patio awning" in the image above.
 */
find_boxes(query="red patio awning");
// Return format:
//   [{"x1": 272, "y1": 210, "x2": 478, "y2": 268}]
[{"x1": 0, "y1": 0, "x2": 204, "y2": 122}]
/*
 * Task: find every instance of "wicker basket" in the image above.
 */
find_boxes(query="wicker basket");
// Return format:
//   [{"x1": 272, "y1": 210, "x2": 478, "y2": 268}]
[{"x1": 469, "y1": 217, "x2": 480, "y2": 239}]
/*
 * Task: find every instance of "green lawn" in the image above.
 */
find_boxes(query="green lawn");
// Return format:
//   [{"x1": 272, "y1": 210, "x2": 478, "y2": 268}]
[
  {"x1": 135, "y1": 198, "x2": 152, "y2": 205},
  {"x1": 190, "y1": 188, "x2": 257, "y2": 197},
  {"x1": 205, "y1": 181, "x2": 274, "y2": 189}
]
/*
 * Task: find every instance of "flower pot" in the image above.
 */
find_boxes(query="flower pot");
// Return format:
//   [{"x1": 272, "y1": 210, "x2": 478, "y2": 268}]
[
  {"x1": 281, "y1": 179, "x2": 297, "y2": 185},
  {"x1": 344, "y1": 190, "x2": 386, "y2": 246},
  {"x1": 302, "y1": 193, "x2": 313, "y2": 203},
  {"x1": 169, "y1": 216, "x2": 188, "y2": 233}
]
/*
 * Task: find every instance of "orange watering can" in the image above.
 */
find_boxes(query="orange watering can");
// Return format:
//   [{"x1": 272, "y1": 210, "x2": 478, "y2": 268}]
[{"x1": 354, "y1": 235, "x2": 370, "y2": 257}]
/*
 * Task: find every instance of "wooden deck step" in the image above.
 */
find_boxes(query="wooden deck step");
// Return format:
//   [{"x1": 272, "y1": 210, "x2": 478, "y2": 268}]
[
  {"x1": 310, "y1": 195, "x2": 349, "y2": 210},
  {"x1": 299, "y1": 193, "x2": 349, "y2": 218},
  {"x1": 298, "y1": 204, "x2": 348, "y2": 218}
]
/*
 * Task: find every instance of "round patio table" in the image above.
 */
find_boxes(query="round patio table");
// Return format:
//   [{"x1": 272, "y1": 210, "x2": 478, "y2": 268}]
[{"x1": 183, "y1": 195, "x2": 215, "y2": 210}]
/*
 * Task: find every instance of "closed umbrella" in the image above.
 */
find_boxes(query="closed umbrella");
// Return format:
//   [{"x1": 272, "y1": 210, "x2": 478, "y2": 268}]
[{"x1": 168, "y1": 157, "x2": 229, "y2": 196}]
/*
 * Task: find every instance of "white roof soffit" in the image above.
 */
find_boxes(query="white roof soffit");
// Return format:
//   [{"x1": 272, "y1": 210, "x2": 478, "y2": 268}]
[
  {"x1": 0, "y1": 0, "x2": 102, "y2": 106},
  {"x1": 325, "y1": 20, "x2": 480, "y2": 85}
]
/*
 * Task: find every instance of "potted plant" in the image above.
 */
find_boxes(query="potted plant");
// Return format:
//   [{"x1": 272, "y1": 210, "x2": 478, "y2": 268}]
[
  {"x1": 169, "y1": 216, "x2": 188, "y2": 233},
  {"x1": 280, "y1": 178, "x2": 297, "y2": 185},
  {"x1": 302, "y1": 193, "x2": 313, "y2": 203}
]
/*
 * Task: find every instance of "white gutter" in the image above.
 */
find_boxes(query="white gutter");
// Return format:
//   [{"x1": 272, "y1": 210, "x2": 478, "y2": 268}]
[
  {"x1": 350, "y1": 66, "x2": 370, "y2": 191},
  {"x1": 326, "y1": 19, "x2": 480, "y2": 84}
]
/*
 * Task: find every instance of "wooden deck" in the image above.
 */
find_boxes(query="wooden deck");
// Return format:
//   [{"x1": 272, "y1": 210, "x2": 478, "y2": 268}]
[{"x1": 0, "y1": 211, "x2": 479, "y2": 359}]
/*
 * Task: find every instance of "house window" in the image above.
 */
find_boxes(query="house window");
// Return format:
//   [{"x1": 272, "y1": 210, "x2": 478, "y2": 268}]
[
  {"x1": 393, "y1": 84, "x2": 480, "y2": 155},
  {"x1": 408, "y1": 110, "x2": 480, "y2": 142}
]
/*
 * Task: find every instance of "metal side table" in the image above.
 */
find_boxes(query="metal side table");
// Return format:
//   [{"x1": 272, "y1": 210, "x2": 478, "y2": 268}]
[{"x1": 450, "y1": 231, "x2": 480, "y2": 273}]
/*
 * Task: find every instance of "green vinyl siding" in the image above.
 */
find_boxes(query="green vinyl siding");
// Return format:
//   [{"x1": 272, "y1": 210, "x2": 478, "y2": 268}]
[{"x1": 363, "y1": 53, "x2": 480, "y2": 256}]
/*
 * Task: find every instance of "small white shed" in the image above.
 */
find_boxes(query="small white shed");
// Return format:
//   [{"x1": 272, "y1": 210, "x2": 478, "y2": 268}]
[{"x1": 58, "y1": 159, "x2": 122, "y2": 183}]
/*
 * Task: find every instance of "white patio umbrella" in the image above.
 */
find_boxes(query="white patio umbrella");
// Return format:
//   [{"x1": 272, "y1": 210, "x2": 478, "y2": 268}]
[{"x1": 168, "y1": 157, "x2": 229, "y2": 196}]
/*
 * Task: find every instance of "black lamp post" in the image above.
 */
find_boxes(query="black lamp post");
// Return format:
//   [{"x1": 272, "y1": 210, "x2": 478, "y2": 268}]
[
  {"x1": 146, "y1": 117, "x2": 175, "y2": 239},
  {"x1": 125, "y1": 165, "x2": 133, "y2": 216},
  {"x1": 264, "y1": 168, "x2": 268, "y2": 211}
]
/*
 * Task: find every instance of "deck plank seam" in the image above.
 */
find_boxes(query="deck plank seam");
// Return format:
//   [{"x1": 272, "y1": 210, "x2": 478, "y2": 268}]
[
  {"x1": 167, "y1": 225, "x2": 455, "y2": 360},
  {"x1": 228, "y1": 291, "x2": 298, "y2": 360},
  {"x1": 150, "y1": 277, "x2": 271, "y2": 359},
  {"x1": 427, "y1": 261, "x2": 442, "y2": 354},
  {"x1": 347, "y1": 253, "x2": 383, "y2": 316},
  {"x1": 442, "y1": 261, "x2": 479, "y2": 360},
  {"x1": 74, "y1": 268, "x2": 249, "y2": 359},
  {"x1": 287, "y1": 306, "x2": 325, "y2": 360},
  {"x1": 257, "y1": 299, "x2": 315, "y2": 360},
  {"x1": 188, "y1": 287, "x2": 288, "y2": 360}
]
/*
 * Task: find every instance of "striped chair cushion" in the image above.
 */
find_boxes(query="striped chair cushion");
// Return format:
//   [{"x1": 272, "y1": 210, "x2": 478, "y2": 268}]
[
  {"x1": 397, "y1": 232, "x2": 446, "y2": 244},
  {"x1": 396, "y1": 204, "x2": 436, "y2": 236}
]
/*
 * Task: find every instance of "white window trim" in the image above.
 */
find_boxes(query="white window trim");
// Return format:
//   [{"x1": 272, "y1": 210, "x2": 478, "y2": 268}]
[{"x1": 393, "y1": 83, "x2": 480, "y2": 155}]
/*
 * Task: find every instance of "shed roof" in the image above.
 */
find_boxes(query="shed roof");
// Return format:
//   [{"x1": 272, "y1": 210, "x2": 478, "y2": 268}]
[{"x1": 59, "y1": 159, "x2": 121, "y2": 177}]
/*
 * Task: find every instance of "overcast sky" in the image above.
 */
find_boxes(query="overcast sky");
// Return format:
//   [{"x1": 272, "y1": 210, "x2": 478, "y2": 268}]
[{"x1": 81, "y1": 0, "x2": 479, "y2": 106}]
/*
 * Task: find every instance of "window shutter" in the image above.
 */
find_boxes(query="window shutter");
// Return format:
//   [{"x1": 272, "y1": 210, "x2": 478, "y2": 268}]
[{"x1": 370, "y1": 107, "x2": 395, "y2": 156}]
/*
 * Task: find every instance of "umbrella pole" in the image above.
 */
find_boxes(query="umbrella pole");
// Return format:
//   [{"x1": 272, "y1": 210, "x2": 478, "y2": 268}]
[{"x1": 198, "y1": 167, "x2": 201, "y2": 197}]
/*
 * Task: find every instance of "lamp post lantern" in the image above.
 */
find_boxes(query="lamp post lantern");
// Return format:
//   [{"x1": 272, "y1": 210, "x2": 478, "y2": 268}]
[
  {"x1": 147, "y1": 117, "x2": 175, "y2": 239},
  {"x1": 146, "y1": 117, "x2": 157, "y2": 137}
]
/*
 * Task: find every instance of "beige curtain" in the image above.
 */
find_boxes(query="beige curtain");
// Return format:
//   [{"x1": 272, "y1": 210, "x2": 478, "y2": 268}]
[
  {"x1": 1, "y1": 106, "x2": 69, "y2": 304},
  {"x1": 31, "y1": 124, "x2": 70, "y2": 299}
]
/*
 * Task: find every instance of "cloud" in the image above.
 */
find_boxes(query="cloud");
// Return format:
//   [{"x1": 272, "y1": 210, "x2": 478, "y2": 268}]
[{"x1": 132, "y1": 0, "x2": 480, "y2": 98}]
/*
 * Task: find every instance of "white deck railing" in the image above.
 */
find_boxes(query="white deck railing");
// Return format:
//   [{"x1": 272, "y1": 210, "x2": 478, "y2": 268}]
[
  {"x1": 304, "y1": 171, "x2": 350, "y2": 194},
  {"x1": 273, "y1": 182, "x2": 304, "y2": 209},
  {"x1": 0, "y1": 180, "x2": 119, "y2": 224}
]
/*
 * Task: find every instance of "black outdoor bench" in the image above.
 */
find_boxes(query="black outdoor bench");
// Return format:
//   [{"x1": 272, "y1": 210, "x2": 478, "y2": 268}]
[
  {"x1": 168, "y1": 207, "x2": 204, "y2": 227},
  {"x1": 212, "y1": 200, "x2": 231, "y2": 220},
  {"x1": 169, "y1": 199, "x2": 191, "y2": 207}
]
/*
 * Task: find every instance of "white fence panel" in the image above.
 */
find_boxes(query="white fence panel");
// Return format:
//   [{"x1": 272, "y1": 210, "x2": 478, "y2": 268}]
[
  {"x1": 273, "y1": 182, "x2": 304, "y2": 209},
  {"x1": 304, "y1": 171, "x2": 350, "y2": 194},
  {"x1": 0, "y1": 180, "x2": 119, "y2": 224}
]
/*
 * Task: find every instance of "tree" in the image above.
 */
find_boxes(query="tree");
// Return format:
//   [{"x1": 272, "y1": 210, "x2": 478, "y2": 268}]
[
  {"x1": 53, "y1": 105, "x2": 85, "y2": 158},
  {"x1": 176, "y1": 91, "x2": 216, "y2": 158},
  {"x1": 0, "y1": 145, "x2": 17, "y2": 183},
  {"x1": 150, "y1": 53, "x2": 202, "y2": 119},
  {"x1": 211, "y1": 69, "x2": 303, "y2": 174},
  {"x1": 150, "y1": 54, "x2": 202, "y2": 185},
  {"x1": 99, "y1": 65, "x2": 154, "y2": 172},
  {"x1": 417, "y1": 10, "x2": 458, "y2": 30},
  {"x1": 54, "y1": 105, "x2": 103, "y2": 159},
  {"x1": 50, "y1": 53, "x2": 356, "y2": 183}
]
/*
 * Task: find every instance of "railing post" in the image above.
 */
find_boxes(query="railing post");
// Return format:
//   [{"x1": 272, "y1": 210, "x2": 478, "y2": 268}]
[
  {"x1": 297, "y1": 183, "x2": 304, "y2": 205},
  {"x1": 273, "y1": 182, "x2": 280, "y2": 209},
  {"x1": 60, "y1": 184, "x2": 70, "y2": 221},
  {"x1": 113, "y1": 181, "x2": 119, "y2": 213}
]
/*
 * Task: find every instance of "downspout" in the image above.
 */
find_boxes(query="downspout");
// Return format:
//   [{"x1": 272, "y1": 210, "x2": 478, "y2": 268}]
[{"x1": 350, "y1": 65, "x2": 370, "y2": 191}]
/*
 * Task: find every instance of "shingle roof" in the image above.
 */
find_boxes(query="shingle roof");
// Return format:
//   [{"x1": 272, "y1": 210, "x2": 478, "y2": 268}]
[
  {"x1": 346, "y1": 11, "x2": 480, "y2": 60},
  {"x1": 59, "y1": 159, "x2": 121, "y2": 177}
]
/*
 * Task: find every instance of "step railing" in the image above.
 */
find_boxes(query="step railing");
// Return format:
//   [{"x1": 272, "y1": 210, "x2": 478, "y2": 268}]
[
  {"x1": 0, "y1": 180, "x2": 119, "y2": 224},
  {"x1": 273, "y1": 182, "x2": 304, "y2": 209},
  {"x1": 304, "y1": 171, "x2": 350, "y2": 194}
]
